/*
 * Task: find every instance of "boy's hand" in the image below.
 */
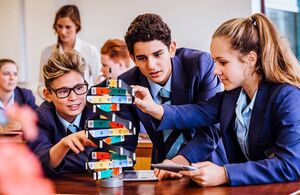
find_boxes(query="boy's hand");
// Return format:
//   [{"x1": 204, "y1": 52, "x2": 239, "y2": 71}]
[
  {"x1": 62, "y1": 130, "x2": 96, "y2": 153},
  {"x1": 132, "y1": 85, "x2": 164, "y2": 120}
]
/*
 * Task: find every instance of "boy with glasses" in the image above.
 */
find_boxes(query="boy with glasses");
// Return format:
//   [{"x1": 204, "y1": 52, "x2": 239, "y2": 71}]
[{"x1": 30, "y1": 51, "x2": 96, "y2": 176}]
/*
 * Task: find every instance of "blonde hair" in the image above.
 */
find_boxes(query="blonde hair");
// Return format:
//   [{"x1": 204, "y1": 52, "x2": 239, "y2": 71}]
[
  {"x1": 100, "y1": 39, "x2": 131, "y2": 68},
  {"x1": 212, "y1": 13, "x2": 300, "y2": 88},
  {"x1": 43, "y1": 51, "x2": 85, "y2": 89}
]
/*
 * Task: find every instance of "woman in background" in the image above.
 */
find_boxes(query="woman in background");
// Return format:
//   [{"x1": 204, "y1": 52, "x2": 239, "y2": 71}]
[
  {"x1": 0, "y1": 59, "x2": 37, "y2": 131},
  {"x1": 38, "y1": 4, "x2": 101, "y2": 97},
  {"x1": 99, "y1": 38, "x2": 133, "y2": 81}
]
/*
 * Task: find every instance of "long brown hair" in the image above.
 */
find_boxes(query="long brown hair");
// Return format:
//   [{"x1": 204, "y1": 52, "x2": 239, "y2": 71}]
[
  {"x1": 212, "y1": 13, "x2": 300, "y2": 88},
  {"x1": 53, "y1": 5, "x2": 81, "y2": 44}
]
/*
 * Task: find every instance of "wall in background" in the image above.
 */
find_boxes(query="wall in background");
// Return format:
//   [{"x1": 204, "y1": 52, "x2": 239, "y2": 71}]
[{"x1": 0, "y1": 0, "x2": 252, "y2": 104}]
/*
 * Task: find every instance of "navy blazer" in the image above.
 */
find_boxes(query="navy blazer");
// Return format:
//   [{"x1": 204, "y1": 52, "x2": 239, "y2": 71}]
[
  {"x1": 14, "y1": 86, "x2": 37, "y2": 109},
  {"x1": 118, "y1": 48, "x2": 222, "y2": 163},
  {"x1": 30, "y1": 101, "x2": 95, "y2": 177},
  {"x1": 159, "y1": 80, "x2": 300, "y2": 186}
]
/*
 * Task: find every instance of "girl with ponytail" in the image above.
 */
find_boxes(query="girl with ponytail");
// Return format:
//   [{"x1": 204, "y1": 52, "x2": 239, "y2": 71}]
[{"x1": 132, "y1": 13, "x2": 300, "y2": 186}]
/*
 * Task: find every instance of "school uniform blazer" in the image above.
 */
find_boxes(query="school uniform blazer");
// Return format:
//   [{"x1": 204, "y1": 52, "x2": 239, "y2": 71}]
[
  {"x1": 30, "y1": 101, "x2": 95, "y2": 177},
  {"x1": 118, "y1": 48, "x2": 222, "y2": 163},
  {"x1": 159, "y1": 80, "x2": 300, "y2": 186},
  {"x1": 14, "y1": 86, "x2": 37, "y2": 110}
]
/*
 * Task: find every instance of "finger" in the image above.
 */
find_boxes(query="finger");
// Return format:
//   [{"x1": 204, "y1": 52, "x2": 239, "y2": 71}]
[
  {"x1": 134, "y1": 97, "x2": 145, "y2": 105},
  {"x1": 72, "y1": 138, "x2": 85, "y2": 152},
  {"x1": 191, "y1": 161, "x2": 211, "y2": 168},
  {"x1": 154, "y1": 168, "x2": 160, "y2": 177},
  {"x1": 68, "y1": 142, "x2": 80, "y2": 154},
  {"x1": 157, "y1": 169, "x2": 167, "y2": 181},
  {"x1": 180, "y1": 169, "x2": 201, "y2": 177},
  {"x1": 85, "y1": 139, "x2": 97, "y2": 147},
  {"x1": 169, "y1": 172, "x2": 183, "y2": 179},
  {"x1": 191, "y1": 177, "x2": 206, "y2": 187}
]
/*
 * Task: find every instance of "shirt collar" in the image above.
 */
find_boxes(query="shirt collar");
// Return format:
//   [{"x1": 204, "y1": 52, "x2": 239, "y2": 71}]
[
  {"x1": 0, "y1": 92, "x2": 15, "y2": 110},
  {"x1": 147, "y1": 75, "x2": 172, "y2": 100},
  {"x1": 236, "y1": 89, "x2": 257, "y2": 111},
  {"x1": 58, "y1": 36, "x2": 81, "y2": 53},
  {"x1": 56, "y1": 111, "x2": 82, "y2": 131}
]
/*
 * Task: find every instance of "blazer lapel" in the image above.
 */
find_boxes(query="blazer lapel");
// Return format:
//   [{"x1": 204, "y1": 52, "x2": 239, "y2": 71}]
[
  {"x1": 220, "y1": 88, "x2": 240, "y2": 134},
  {"x1": 13, "y1": 88, "x2": 23, "y2": 105},
  {"x1": 171, "y1": 56, "x2": 191, "y2": 140},
  {"x1": 171, "y1": 56, "x2": 190, "y2": 105},
  {"x1": 248, "y1": 80, "x2": 271, "y2": 158}
]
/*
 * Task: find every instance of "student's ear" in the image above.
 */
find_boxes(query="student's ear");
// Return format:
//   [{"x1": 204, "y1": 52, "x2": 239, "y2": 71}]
[
  {"x1": 43, "y1": 88, "x2": 52, "y2": 102},
  {"x1": 246, "y1": 51, "x2": 257, "y2": 68},
  {"x1": 169, "y1": 41, "x2": 176, "y2": 58}
]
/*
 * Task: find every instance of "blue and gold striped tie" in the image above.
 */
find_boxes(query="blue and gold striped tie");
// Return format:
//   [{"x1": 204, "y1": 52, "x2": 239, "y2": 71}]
[
  {"x1": 67, "y1": 124, "x2": 79, "y2": 135},
  {"x1": 158, "y1": 88, "x2": 184, "y2": 159}
]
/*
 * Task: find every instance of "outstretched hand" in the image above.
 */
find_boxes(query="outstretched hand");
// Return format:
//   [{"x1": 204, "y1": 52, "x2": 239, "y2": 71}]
[
  {"x1": 132, "y1": 85, "x2": 164, "y2": 120},
  {"x1": 62, "y1": 130, "x2": 96, "y2": 154}
]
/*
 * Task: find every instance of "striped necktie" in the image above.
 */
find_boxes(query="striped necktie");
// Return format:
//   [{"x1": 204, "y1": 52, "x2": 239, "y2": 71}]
[
  {"x1": 158, "y1": 88, "x2": 184, "y2": 159},
  {"x1": 159, "y1": 88, "x2": 171, "y2": 104},
  {"x1": 67, "y1": 124, "x2": 79, "y2": 135}
]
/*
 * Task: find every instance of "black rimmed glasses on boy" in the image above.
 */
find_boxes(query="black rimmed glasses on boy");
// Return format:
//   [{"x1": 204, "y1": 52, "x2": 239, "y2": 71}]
[{"x1": 47, "y1": 82, "x2": 89, "y2": 99}]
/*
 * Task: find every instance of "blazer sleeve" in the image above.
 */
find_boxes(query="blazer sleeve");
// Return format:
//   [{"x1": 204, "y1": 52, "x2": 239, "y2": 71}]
[
  {"x1": 26, "y1": 89, "x2": 38, "y2": 110},
  {"x1": 195, "y1": 52, "x2": 222, "y2": 101},
  {"x1": 32, "y1": 109, "x2": 92, "y2": 177},
  {"x1": 158, "y1": 92, "x2": 224, "y2": 131},
  {"x1": 178, "y1": 124, "x2": 223, "y2": 163},
  {"x1": 15, "y1": 87, "x2": 38, "y2": 110},
  {"x1": 225, "y1": 87, "x2": 300, "y2": 186}
]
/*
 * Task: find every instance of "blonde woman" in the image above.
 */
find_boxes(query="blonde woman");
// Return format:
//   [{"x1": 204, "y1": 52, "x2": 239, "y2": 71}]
[{"x1": 0, "y1": 59, "x2": 37, "y2": 131}]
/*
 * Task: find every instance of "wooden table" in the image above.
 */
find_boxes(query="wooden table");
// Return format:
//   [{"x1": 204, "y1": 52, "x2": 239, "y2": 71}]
[{"x1": 53, "y1": 174, "x2": 300, "y2": 194}]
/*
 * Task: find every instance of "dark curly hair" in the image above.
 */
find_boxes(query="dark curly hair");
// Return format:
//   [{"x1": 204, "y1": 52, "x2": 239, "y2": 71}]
[{"x1": 124, "y1": 13, "x2": 171, "y2": 56}]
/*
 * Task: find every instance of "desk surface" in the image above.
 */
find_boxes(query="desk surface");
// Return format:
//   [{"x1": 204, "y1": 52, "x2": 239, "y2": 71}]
[{"x1": 53, "y1": 174, "x2": 300, "y2": 194}]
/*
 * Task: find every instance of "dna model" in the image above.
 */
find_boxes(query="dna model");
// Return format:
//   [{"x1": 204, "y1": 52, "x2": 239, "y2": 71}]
[{"x1": 85, "y1": 79, "x2": 136, "y2": 183}]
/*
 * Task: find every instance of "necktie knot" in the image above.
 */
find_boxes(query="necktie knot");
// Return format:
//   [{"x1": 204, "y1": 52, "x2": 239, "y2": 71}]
[
  {"x1": 67, "y1": 124, "x2": 79, "y2": 134},
  {"x1": 159, "y1": 88, "x2": 171, "y2": 104}
]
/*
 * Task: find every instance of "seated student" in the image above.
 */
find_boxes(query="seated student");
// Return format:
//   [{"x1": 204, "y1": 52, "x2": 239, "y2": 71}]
[
  {"x1": 132, "y1": 13, "x2": 300, "y2": 186},
  {"x1": 116, "y1": 13, "x2": 225, "y2": 164},
  {"x1": 99, "y1": 38, "x2": 133, "y2": 81},
  {"x1": 0, "y1": 59, "x2": 37, "y2": 131},
  {"x1": 31, "y1": 51, "x2": 96, "y2": 176}
]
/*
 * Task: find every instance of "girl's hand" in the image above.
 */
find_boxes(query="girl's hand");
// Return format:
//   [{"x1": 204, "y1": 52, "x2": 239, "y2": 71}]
[
  {"x1": 154, "y1": 159, "x2": 182, "y2": 181},
  {"x1": 180, "y1": 161, "x2": 228, "y2": 187}
]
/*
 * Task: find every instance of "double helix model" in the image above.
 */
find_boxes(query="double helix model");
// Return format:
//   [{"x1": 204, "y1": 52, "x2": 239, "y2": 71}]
[{"x1": 85, "y1": 79, "x2": 136, "y2": 180}]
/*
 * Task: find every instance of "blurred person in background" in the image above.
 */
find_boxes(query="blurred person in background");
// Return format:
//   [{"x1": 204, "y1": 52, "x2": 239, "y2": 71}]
[{"x1": 38, "y1": 4, "x2": 101, "y2": 99}]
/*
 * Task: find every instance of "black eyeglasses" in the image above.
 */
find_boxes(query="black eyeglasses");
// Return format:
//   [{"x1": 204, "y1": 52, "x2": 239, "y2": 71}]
[{"x1": 48, "y1": 83, "x2": 88, "y2": 99}]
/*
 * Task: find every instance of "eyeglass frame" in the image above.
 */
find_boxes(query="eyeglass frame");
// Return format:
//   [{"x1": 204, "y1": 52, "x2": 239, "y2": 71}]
[{"x1": 47, "y1": 82, "x2": 89, "y2": 99}]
